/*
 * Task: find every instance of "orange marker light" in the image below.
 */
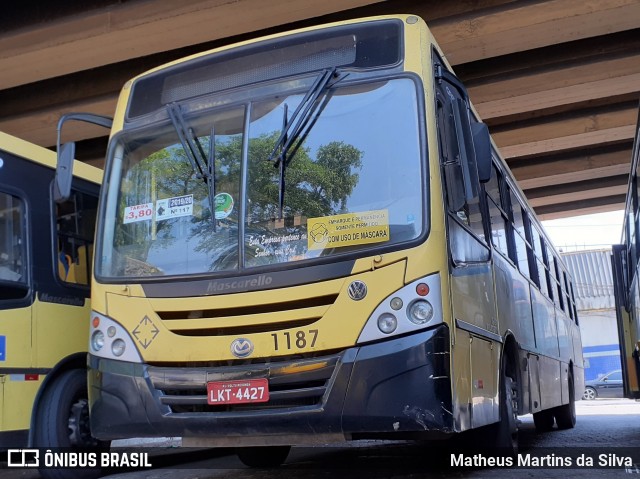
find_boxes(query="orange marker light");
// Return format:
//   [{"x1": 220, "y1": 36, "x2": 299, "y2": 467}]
[
  {"x1": 92, "y1": 316, "x2": 100, "y2": 328},
  {"x1": 416, "y1": 283, "x2": 429, "y2": 296}
]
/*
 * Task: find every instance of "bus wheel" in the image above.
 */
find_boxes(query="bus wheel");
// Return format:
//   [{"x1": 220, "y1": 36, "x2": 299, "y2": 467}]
[
  {"x1": 236, "y1": 446, "x2": 291, "y2": 467},
  {"x1": 488, "y1": 367, "x2": 519, "y2": 454},
  {"x1": 554, "y1": 370, "x2": 576, "y2": 430},
  {"x1": 533, "y1": 409, "x2": 555, "y2": 432},
  {"x1": 33, "y1": 369, "x2": 109, "y2": 479}
]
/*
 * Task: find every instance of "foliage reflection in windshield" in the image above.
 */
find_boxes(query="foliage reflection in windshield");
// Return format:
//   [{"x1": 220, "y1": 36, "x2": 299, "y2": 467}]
[{"x1": 99, "y1": 78, "x2": 424, "y2": 279}]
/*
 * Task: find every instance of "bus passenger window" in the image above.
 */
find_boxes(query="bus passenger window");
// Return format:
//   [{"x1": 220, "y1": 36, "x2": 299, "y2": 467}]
[
  {"x1": 562, "y1": 271, "x2": 573, "y2": 319},
  {"x1": 433, "y1": 82, "x2": 488, "y2": 264},
  {"x1": 56, "y1": 191, "x2": 98, "y2": 285},
  {"x1": 485, "y1": 165, "x2": 509, "y2": 256},
  {"x1": 570, "y1": 282, "x2": 579, "y2": 324},
  {"x1": 531, "y1": 225, "x2": 550, "y2": 299},
  {"x1": 0, "y1": 192, "x2": 27, "y2": 299},
  {"x1": 549, "y1": 254, "x2": 564, "y2": 311},
  {"x1": 509, "y1": 190, "x2": 531, "y2": 278}
]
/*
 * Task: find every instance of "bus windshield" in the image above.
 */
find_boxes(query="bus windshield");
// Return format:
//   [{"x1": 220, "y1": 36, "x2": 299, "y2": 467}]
[{"x1": 97, "y1": 76, "x2": 424, "y2": 279}]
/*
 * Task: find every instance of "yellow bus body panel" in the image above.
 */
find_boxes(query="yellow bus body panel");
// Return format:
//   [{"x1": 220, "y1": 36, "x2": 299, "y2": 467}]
[
  {"x1": 0, "y1": 130, "x2": 100, "y2": 439},
  {"x1": 32, "y1": 298, "x2": 91, "y2": 367},
  {"x1": 104, "y1": 261, "x2": 408, "y2": 362}
]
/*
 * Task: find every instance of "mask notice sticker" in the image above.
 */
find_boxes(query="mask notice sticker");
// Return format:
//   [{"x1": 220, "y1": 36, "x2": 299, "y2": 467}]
[{"x1": 307, "y1": 209, "x2": 389, "y2": 251}]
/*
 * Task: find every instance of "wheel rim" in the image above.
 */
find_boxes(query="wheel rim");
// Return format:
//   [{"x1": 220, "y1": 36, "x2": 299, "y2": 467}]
[
  {"x1": 68, "y1": 398, "x2": 99, "y2": 448},
  {"x1": 568, "y1": 374, "x2": 576, "y2": 421},
  {"x1": 504, "y1": 375, "x2": 518, "y2": 446},
  {"x1": 583, "y1": 388, "x2": 596, "y2": 400}
]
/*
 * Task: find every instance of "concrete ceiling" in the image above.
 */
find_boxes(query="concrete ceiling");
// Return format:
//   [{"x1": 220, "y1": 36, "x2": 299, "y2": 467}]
[{"x1": 1, "y1": 0, "x2": 639, "y2": 220}]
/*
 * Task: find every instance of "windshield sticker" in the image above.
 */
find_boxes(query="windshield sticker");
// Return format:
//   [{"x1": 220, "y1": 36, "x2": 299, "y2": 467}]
[
  {"x1": 248, "y1": 232, "x2": 308, "y2": 260},
  {"x1": 156, "y1": 194, "x2": 194, "y2": 221},
  {"x1": 123, "y1": 202, "x2": 154, "y2": 224},
  {"x1": 214, "y1": 193, "x2": 234, "y2": 219},
  {"x1": 307, "y1": 209, "x2": 390, "y2": 251}
]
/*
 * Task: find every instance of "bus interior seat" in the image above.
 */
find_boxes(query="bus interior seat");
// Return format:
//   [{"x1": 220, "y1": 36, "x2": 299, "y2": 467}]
[{"x1": 58, "y1": 252, "x2": 76, "y2": 283}]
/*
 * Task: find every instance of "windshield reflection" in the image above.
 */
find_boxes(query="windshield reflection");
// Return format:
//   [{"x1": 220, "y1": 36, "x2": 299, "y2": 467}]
[{"x1": 98, "y1": 77, "x2": 424, "y2": 279}]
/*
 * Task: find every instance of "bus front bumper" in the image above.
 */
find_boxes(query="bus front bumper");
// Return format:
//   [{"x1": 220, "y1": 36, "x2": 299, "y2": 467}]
[{"x1": 88, "y1": 324, "x2": 453, "y2": 444}]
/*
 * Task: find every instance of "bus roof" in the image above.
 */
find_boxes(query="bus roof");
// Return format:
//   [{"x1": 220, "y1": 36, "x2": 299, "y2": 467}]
[{"x1": 0, "y1": 130, "x2": 102, "y2": 185}]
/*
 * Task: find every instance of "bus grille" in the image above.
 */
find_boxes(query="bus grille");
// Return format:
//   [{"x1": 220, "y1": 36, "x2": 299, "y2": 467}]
[
  {"x1": 155, "y1": 294, "x2": 338, "y2": 337},
  {"x1": 149, "y1": 351, "x2": 342, "y2": 413}
]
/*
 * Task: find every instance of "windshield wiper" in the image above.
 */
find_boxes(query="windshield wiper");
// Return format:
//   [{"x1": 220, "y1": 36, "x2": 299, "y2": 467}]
[
  {"x1": 167, "y1": 103, "x2": 217, "y2": 227},
  {"x1": 267, "y1": 67, "x2": 340, "y2": 219},
  {"x1": 207, "y1": 125, "x2": 217, "y2": 231}
]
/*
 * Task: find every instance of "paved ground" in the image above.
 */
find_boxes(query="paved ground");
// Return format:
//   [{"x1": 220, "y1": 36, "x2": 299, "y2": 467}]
[{"x1": 3, "y1": 399, "x2": 640, "y2": 479}]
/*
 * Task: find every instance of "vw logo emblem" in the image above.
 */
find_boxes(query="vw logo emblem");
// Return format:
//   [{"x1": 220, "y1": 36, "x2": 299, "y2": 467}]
[
  {"x1": 348, "y1": 280, "x2": 367, "y2": 301},
  {"x1": 230, "y1": 338, "x2": 254, "y2": 358}
]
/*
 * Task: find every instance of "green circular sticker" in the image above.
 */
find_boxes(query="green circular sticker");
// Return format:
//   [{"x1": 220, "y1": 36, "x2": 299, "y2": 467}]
[{"x1": 214, "y1": 193, "x2": 234, "y2": 219}]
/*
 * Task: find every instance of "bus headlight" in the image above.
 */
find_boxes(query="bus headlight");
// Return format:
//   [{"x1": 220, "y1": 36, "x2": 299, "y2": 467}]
[
  {"x1": 90, "y1": 311, "x2": 143, "y2": 363},
  {"x1": 408, "y1": 300, "x2": 434, "y2": 324},
  {"x1": 377, "y1": 313, "x2": 397, "y2": 334},
  {"x1": 111, "y1": 339, "x2": 126, "y2": 357},
  {"x1": 390, "y1": 297, "x2": 403, "y2": 310},
  {"x1": 357, "y1": 273, "x2": 442, "y2": 344},
  {"x1": 91, "y1": 330, "x2": 105, "y2": 351}
]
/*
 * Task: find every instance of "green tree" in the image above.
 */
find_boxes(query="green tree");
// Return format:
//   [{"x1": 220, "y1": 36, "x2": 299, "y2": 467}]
[
  {"x1": 194, "y1": 132, "x2": 363, "y2": 269},
  {"x1": 116, "y1": 128, "x2": 363, "y2": 272},
  {"x1": 242, "y1": 133, "x2": 362, "y2": 220}
]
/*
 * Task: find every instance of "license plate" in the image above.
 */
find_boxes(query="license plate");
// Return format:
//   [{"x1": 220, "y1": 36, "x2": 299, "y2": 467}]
[{"x1": 207, "y1": 378, "x2": 269, "y2": 405}]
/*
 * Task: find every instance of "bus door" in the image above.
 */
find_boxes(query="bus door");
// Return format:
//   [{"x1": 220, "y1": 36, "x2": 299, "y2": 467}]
[
  {"x1": 32, "y1": 186, "x2": 97, "y2": 367},
  {"x1": 0, "y1": 189, "x2": 34, "y2": 434},
  {"x1": 446, "y1": 187, "x2": 498, "y2": 430},
  {"x1": 435, "y1": 65, "x2": 498, "y2": 429},
  {"x1": 612, "y1": 243, "x2": 640, "y2": 398}
]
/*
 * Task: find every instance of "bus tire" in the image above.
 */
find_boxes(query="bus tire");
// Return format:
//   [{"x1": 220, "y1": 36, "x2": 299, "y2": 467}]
[
  {"x1": 236, "y1": 446, "x2": 291, "y2": 467},
  {"x1": 487, "y1": 359, "x2": 519, "y2": 455},
  {"x1": 33, "y1": 369, "x2": 108, "y2": 479},
  {"x1": 554, "y1": 370, "x2": 576, "y2": 430},
  {"x1": 533, "y1": 409, "x2": 555, "y2": 432}
]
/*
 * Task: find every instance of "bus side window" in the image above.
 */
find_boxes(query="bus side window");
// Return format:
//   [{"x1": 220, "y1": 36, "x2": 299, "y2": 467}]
[
  {"x1": 485, "y1": 163, "x2": 509, "y2": 257},
  {"x1": 549, "y1": 254, "x2": 564, "y2": 311},
  {"x1": 531, "y1": 225, "x2": 551, "y2": 300},
  {"x1": 435, "y1": 87, "x2": 489, "y2": 264},
  {"x1": 570, "y1": 281, "x2": 579, "y2": 324},
  {"x1": 508, "y1": 188, "x2": 532, "y2": 279},
  {"x1": 0, "y1": 191, "x2": 28, "y2": 299},
  {"x1": 562, "y1": 271, "x2": 573, "y2": 319},
  {"x1": 56, "y1": 190, "x2": 98, "y2": 286}
]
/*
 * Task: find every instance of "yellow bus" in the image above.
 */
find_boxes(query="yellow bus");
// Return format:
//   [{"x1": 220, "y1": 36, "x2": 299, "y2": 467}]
[
  {"x1": 612, "y1": 105, "x2": 640, "y2": 400},
  {"x1": 0, "y1": 132, "x2": 102, "y2": 453},
  {"x1": 59, "y1": 14, "x2": 583, "y2": 465}
]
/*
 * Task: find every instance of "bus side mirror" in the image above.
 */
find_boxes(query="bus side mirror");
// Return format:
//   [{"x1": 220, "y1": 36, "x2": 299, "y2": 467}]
[
  {"x1": 472, "y1": 122, "x2": 491, "y2": 183},
  {"x1": 54, "y1": 112, "x2": 113, "y2": 203},
  {"x1": 54, "y1": 142, "x2": 75, "y2": 203}
]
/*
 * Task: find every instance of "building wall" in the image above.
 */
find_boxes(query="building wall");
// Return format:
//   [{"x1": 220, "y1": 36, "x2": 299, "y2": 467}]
[
  {"x1": 562, "y1": 250, "x2": 621, "y2": 382},
  {"x1": 578, "y1": 310, "x2": 621, "y2": 381}
]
